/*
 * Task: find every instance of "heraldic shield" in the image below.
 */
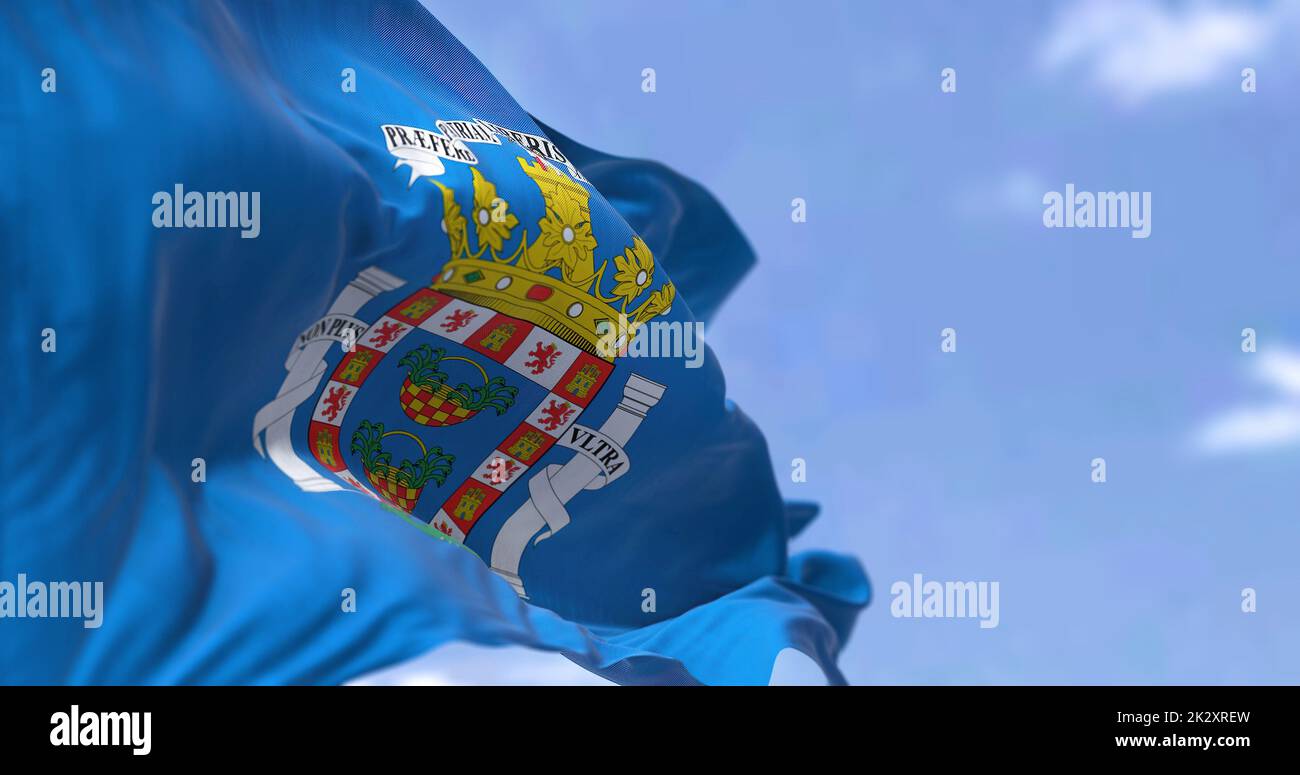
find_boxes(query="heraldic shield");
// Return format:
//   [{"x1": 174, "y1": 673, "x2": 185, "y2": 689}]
[{"x1": 252, "y1": 146, "x2": 674, "y2": 600}]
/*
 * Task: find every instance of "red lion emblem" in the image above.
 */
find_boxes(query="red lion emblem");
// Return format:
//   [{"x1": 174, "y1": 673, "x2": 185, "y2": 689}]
[
  {"x1": 321, "y1": 385, "x2": 351, "y2": 421},
  {"x1": 440, "y1": 309, "x2": 477, "y2": 332},
  {"x1": 524, "y1": 342, "x2": 560, "y2": 375},
  {"x1": 367, "y1": 320, "x2": 406, "y2": 347},
  {"x1": 537, "y1": 400, "x2": 574, "y2": 432}
]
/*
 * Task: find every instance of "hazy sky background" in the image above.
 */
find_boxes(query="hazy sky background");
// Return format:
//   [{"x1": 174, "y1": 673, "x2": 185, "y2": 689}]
[{"x1": 363, "y1": 0, "x2": 1300, "y2": 684}]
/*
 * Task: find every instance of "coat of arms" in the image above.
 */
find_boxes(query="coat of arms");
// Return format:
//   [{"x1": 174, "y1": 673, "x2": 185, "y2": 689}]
[{"x1": 252, "y1": 124, "x2": 673, "y2": 599}]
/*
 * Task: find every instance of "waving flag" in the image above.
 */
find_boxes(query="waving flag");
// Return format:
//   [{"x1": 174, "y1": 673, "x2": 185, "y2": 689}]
[{"x1": 1, "y1": 0, "x2": 868, "y2": 685}]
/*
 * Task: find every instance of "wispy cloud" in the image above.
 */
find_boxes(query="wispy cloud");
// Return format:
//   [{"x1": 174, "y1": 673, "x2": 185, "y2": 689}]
[
  {"x1": 1193, "y1": 348, "x2": 1300, "y2": 454},
  {"x1": 1039, "y1": 0, "x2": 1296, "y2": 105},
  {"x1": 954, "y1": 169, "x2": 1046, "y2": 220}
]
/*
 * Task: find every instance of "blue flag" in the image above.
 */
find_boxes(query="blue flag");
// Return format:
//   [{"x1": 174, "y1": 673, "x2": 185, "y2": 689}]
[{"x1": 1, "y1": 0, "x2": 868, "y2": 685}]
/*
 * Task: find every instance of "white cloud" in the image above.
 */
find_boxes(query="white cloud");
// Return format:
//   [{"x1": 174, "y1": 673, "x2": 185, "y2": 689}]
[
  {"x1": 1193, "y1": 349, "x2": 1300, "y2": 454},
  {"x1": 1039, "y1": 0, "x2": 1295, "y2": 104},
  {"x1": 1255, "y1": 348, "x2": 1300, "y2": 397}
]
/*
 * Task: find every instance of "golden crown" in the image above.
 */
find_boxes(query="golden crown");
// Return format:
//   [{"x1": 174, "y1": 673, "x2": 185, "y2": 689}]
[{"x1": 430, "y1": 156, "x2": 675, "y2": 360}]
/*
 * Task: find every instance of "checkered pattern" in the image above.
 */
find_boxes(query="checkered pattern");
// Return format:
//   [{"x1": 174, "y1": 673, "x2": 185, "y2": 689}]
[
  {"x1": 365, "y1": 467, "x2": 423, "y2": 512},
  {"x1": 399, "y1": 378, "x2": 476, "y2": 426}
]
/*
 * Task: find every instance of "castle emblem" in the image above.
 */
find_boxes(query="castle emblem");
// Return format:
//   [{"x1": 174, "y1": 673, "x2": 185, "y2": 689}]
[
  {"x1": 337, "y1": 350, "x2": 376, "y2": 383},
  {"x1": 314, "y1": 426, "x2": 340, "y2": 468},
  {"x1": 507, "y1": 430, "x2": 545, "y2": 462},
  {"x1": 565, "y1": 364, "x2": 600, "y2": 399},
  {"x1": 452, "y1": 486, "x2": 487, "y2": 522},
  {"x1": 479, "y1": 322, "x2": 518, "y2": 352}
]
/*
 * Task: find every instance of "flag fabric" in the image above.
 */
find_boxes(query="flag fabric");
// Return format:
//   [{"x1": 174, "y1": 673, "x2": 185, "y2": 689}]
[{"x1": 1, "y1": 0, "x2": 869, "y2": 685}]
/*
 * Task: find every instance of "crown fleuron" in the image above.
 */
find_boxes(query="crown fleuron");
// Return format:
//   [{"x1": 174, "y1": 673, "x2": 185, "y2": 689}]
[{"x1": 430, "y1": 156, "x2": 675, "y2": 360}]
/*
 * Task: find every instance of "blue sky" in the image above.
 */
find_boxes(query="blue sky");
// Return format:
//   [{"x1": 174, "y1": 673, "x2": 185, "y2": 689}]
[{"x1": 368, "y1": 0, "x2": 1300, "y2": 684}]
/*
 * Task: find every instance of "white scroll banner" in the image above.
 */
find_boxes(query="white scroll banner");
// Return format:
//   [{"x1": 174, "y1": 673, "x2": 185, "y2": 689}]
[
  {"x1": 381, "y1": 123, "x2": 479, "y2": 186},
  {"x1": 284, "y1": 314, "x2": 369, "y2": 370},
  {"x1": 553, "y1": 423, "x2": 630, "y2": 488}
]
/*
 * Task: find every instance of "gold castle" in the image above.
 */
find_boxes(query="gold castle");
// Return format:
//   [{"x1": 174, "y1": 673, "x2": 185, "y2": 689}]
[{"x1": 431, "y1": 158, "x2": 675, "y2": 360}]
